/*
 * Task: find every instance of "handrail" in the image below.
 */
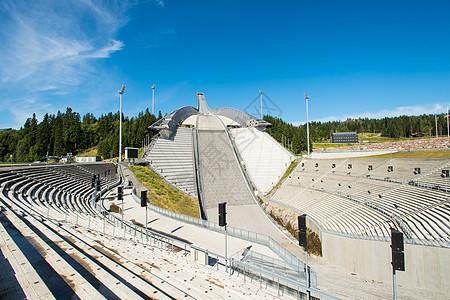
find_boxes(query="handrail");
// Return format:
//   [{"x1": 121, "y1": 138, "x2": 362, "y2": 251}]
[{"x1": 128, "y1": 183, "x2": 318, "y2": 286}]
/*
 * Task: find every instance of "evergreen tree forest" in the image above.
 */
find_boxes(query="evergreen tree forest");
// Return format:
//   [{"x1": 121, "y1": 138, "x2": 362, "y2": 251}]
[
  {"x1": 0, "y1": 107, "x2": 160, "y2": 162},
  {"x1": 264, "y1": 113, "x2": 447, "y2": 154},
  {"x1": 0, "y1": 108, "x2": 446, "y2": 162}
]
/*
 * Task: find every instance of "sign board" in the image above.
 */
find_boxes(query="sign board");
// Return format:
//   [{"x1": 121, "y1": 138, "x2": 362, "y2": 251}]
[{"x1": 125, "y1": 147, "x2": 139, "y2": 159}]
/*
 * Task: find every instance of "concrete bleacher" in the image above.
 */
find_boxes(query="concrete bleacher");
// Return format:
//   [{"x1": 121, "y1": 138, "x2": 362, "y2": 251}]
[
  {"x1": 273, "y1": 157, "x2": 450, "y2": 243},
  {"x1": 0, "y1": 163, "x2": 301, "y2": 299},
  {"x1": 230, "y1": 127, "x2": 294, "y2": 194},
  {"x1": 147, "y1": 127, "x2": 198, "y2": 198}
]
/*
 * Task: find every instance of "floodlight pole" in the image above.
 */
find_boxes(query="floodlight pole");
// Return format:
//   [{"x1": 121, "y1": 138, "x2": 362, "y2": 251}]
[
  {"x1": 447, "y1": 106, "x2": 449, "y2": 138},
  {"x1": 435, "y1": 109, "x2": 438, "y2": 138},
  {"x1": 118, "y1": 84, "x2": 126, "y2": 162},
  {"x1": 260, "y1": 90, "x2": 263, "y2": 119},
  {"x1": 152, "y1": 84, "x2": 156, "y2": 116},
  {"x1": 305, "y1": 93, "x2": 310, "y2": 157}
]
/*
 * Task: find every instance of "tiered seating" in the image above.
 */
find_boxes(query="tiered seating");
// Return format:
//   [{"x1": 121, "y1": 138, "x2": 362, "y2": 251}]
[
  {"x1": 147, "y1": 127, "x2": 197, "y2": 198},
  {"x1": 0, "y1": 164, "x2": 298, "y2": 299},
  {"x1": 411, "y1": 160, "x2": 450, "y2": 191},
  {"x1": 273, "y1": 158, "x2": 450, "y2": 243},
  {"x1": 231, "y1": 127, "x2": 294, "y2": 194}
]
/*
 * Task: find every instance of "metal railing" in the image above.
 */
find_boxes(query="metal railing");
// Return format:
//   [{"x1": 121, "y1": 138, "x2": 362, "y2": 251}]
[{"x1": 128, "y1": 186, "x2": 320, "y2": 287}]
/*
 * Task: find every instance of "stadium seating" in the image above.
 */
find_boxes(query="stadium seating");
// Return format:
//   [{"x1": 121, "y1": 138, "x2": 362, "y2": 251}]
[
  {"x1": 273, "y1": 158, "x2": 450, "y2": 243},
  {"x1": 147, "y1": 127, "x2": 198, "y2": 198},
  {"x1": 0, "y1": 163, "x2": 299, "y2": 299}
]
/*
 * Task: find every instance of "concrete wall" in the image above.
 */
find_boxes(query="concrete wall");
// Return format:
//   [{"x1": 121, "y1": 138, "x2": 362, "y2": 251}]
[
  {"x1": 262, "y1": 198, "x2": 449, "y2": 295},
  {"x1": 75, "y1": 156, "x2": 100, "y2": 163},
  {"x1": 321, "y1": 231, "x2": 450, "y2": 295}
]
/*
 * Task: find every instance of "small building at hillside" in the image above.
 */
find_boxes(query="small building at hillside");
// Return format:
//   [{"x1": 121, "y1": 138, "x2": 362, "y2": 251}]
[
  {"x1": 76, "y1": 156, "x2": 101, "y2": 163},
  {"x1": 331, "y1": 132, "x2": 359, "y2": 143},
  {"x1": 411, "y1": 132, "x2": 426, "y2": 138}
]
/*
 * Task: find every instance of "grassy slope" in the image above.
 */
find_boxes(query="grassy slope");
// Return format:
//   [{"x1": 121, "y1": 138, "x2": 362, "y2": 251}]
[
  {"x1": 362, "y1": 149, "x2": 450, "y2": 159},
  {"x1": 266, "y1": 159, "x2": 300, "y2": 197},
  {"x1": 130, "y1": 165, "x2": 200, "y2": 218},
  {"x1": 77, "y1": 147, "x2": 98, "y2": 157}
]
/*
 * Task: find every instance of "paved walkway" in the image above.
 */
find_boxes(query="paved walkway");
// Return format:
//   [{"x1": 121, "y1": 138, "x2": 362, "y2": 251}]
[{"x1": 104, "y1": 184, "x2": 281, "y2": 261}]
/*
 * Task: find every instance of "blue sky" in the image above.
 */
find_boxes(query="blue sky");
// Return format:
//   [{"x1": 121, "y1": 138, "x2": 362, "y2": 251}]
[{"x1": 1, "y1": 0, "x2": 449, "y2": 129}]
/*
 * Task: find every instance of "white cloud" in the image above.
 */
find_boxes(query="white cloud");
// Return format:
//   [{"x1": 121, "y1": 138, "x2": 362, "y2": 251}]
[
  {"x1": 0, "y1": 1, "x2": 126, "y2": 87},
  {"x1": 0, "y1": 0, "x2": 131, "y2": 128},
  {"x1": 291, "y1": 103, "x2": 450, "y2": 126},
  {"x1": 85, "y1": 40, "x2": 125, "y2": 58}
]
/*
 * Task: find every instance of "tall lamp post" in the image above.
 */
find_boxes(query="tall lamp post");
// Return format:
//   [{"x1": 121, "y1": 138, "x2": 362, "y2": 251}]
[
  {"x1": 152, "y1": 84, "x2": 156, "y2": 116},
  {"x1": 259, "y1": 90, "x2": 263, "y2": 119},
  {"x1": 304, "y1": 93, "x2": 310, "y2": 157},
  {"x1": 118, "y1": 84, "x2": 126, "y2": 162},
  {"x1": 435, "y1": 109, "x2": 438, "y2": 138},
  {"x1": 447, "y1": 106, "x2": 449, "y2": 138}
]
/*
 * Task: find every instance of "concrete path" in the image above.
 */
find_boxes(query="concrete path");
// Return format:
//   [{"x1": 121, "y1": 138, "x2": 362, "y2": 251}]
[{"x1": 104, "y1": 186, "x2": 281, "y2": 261}]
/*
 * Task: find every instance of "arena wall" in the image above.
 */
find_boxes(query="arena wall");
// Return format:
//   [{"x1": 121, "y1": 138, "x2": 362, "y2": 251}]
[
  {"x1": 262, "y1": 198, "x2": 449, "y2": 295},
  {"x1": 321, "y1": 231, "x2": 450, "y2": 295}
]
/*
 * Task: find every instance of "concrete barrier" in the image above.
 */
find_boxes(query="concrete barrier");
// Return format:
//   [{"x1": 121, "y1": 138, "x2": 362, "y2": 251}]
[{"x1": 321, "y1": 231, "x2": 450, "y2": 295}]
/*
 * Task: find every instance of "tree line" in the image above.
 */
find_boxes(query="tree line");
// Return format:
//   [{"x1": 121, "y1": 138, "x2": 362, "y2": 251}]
[
  {"x1": 264, "y1": 112, "x2": 448, "y2": 154},
  {"x1": 0, "y1": 108, "x2": 446, "y2": 162},
  {"x1": 0, "y1": 107, "x2": 160, "y2": 162}
]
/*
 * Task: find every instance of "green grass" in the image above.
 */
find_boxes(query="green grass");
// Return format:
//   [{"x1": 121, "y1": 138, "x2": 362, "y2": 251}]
[
  {"x1": 130, "y1": 165, "x2": 200, "y2": 218},
  {"x1": 266, "y1": 159, "x2": 300, "y2": 197},
  {"x1": 362, "y1": 149, "x2": 450, "y2": 159},
  {"x1": 77, "y1": 147, "x2": 98, "y2": 157},
  {"x1": 313, "y1": 143, "x2": 356, "y2": 149}
]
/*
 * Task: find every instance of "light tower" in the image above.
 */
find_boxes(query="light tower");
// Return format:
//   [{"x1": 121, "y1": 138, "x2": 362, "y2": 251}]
[
  {"x1": 304, "y1": 93, "x2": 310, "y2": 156},
  {"x1": 435, "y1": 109, "x2": 438, "y2": 138},
  {"x1": 259, "y1": 90, "x2": 263, "y2": 119},
  {"x1": 152, "y1": 84, "x2": 156, "y2": 115},
  {"x1": 447, "y1": 106, "x2": 449, "y2": 138},
  {"x1": 118, "y1": 84, "x2": 126, "y2": 162}
]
